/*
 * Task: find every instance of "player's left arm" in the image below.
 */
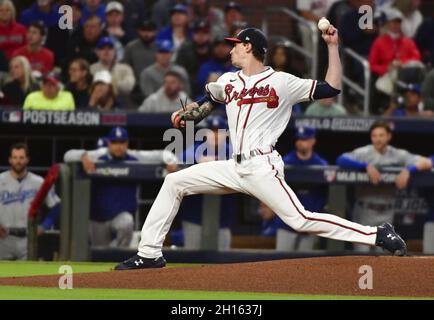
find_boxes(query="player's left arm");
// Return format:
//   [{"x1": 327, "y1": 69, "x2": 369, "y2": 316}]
[
  {"x1": 171, "y1": 95, "x2": 219, "y2": 129},
  {"x1": 312, "y1": 25, "x2": 342, "y2": 100}
]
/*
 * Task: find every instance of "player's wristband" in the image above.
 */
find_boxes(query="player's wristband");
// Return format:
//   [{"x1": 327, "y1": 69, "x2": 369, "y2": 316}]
[{"x1": 406, "y1": 164, "x2": 417, "y2": 173}]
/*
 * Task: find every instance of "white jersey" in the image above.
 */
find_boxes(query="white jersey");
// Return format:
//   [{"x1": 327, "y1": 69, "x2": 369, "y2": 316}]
[
  {"x1": 213, "y1": 67, "x2": 316, "y2": 156},
  {"x1": 0, "y1": 171, "x2": 60, "y2": 229}
]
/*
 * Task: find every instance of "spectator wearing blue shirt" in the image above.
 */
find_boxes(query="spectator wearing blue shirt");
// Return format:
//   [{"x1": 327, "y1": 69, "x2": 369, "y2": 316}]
[
  {"x1": 20, "y1": 0, "x2": 61, "y2": 28},
  {"x1": 81, "y1": 0, "x2": 106, "y2": 25},
  {"x1": 156, "y1": 4, "x2": 192, "y2": 60},
  {"x1": 178, "y1": 115, "x2": 235, "y2": 250},
  {"x1": 63, "y1": 127, "x2": 178, "y2": 247},
  {"x1": 197, "y1": 36, "x2": 237, "y2": 90},
  {"x1": 279, "y1": 126, "x2": 328, "y2": 251},
  {"x1": 383, "y1": 83, "x2": 433, "y2": 118}
]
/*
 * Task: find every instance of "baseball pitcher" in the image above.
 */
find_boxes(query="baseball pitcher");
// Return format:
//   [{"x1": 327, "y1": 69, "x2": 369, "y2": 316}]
[{"x1": 116, "y1": 26, "x2": 408, "y2": 270}]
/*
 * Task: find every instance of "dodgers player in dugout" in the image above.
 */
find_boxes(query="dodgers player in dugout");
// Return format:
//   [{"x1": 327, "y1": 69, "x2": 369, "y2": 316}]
[
  {"x1": 179, "y1": 114, "x2": 236, "y2": 250},
  {"x1": 278, "y1": 126, "x2": 329, "y2": 252},
  {"x1": 336, "y1": 121, "x2": 432, "y2": 252},
  {"x1": 64, "y1": 127, "x2": 178, "y2": 247},
  {"x1": 0, "y1": 143, "x2": 60, "y2": 260},
  {"x1": 116, "y1": 26, "x2": 410, "y2": 270}
]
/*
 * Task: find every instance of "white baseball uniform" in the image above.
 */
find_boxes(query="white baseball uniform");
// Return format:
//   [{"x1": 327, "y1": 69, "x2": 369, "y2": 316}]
[
  {"x1": 137, "y1": 67, "x2": 378, "y2": 258},
  {"x1": 0, "y1": 171, "x2": 60, "y2": 260}
]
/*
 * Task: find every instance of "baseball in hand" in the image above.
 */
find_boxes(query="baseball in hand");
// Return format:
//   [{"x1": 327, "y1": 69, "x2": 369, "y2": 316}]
[{"x1": 318, "y1": 17, "x2": 330, "y2": 32}]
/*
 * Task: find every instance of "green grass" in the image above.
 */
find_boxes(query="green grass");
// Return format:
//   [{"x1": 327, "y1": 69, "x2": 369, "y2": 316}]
[
  {"x1": 0, "y1": 261, "x2": 432, "y2": 300},
  {"x1": 0, "y1": 261, "x2": 198, "y2": 278}
]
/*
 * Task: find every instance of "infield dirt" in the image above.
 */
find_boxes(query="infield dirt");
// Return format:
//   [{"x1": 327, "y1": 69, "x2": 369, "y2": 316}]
[{"x1": 1, "y1": 256, "x2": 433, "y2": 297}]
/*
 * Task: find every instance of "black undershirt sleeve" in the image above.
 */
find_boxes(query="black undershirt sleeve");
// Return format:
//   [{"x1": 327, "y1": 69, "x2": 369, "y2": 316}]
[{"x1": 312, "y1": 81, "x2": 341, "y2": 100}]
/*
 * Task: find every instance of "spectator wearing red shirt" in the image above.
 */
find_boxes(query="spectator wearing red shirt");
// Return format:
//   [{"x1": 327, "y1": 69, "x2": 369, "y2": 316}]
[
  {"x1": 368, "y1": 7, "x2": 421, "y2": 77},
  {"x1": 12, "y1": 21, "x2": 54, "y2": 75},
  {"x1": 0, "y1": 0, "x2": 27, "y2": 59}
]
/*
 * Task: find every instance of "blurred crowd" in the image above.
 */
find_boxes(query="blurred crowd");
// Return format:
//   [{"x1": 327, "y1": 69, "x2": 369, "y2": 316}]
[{"x1": 0, "y1": 0, "x2": 432, "y2": 117}]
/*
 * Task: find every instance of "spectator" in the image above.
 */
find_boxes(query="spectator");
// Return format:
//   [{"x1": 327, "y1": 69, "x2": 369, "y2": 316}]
[
  {"x1": 336, "y1": 121, "x2": 432, "y2": 251},
  {"x1": 88, "y1": 70, "x2": 120, "y2": 110},
  {"x1": 383, "y1": 82, "x2": 432, "y2": 117},
  {"x1": 117, "y1": 0, "x2": 150, "y2": 41},
  {"x1": 90, "y1": 36, "x2": 135, "y2": 97},
  {"x1": 0, "y1": 143, "x2": 60, "y2": 260},
  {"x1": 414, "y1": 17, "x2": 434, "y2": 67},
  {"x1": 23, "y1": 73, "x2": 75, "y2": 111},
  {"x1": 63, "y1": 127, "x2": 178, "y2": 248},
  {"x1": 258, "y1": 202, "x2": 279, "y2": 237},
  {"x1": 305, "y1": 97, "x2": 347, "y2": 116},
  {"x1": 139, "y1": 70, "x2": 191, "y2": 113},
  {"x1": 178, "y1": 115, "x2": 234, "y2": 250},
  {"x1": 20, "y1": 0, "x2": 61, "y2": 28},
  {"x1": 197, "y1": 36, "x2": 237, "y2": 89},
  {"x1": 12, "y1": 21, "x2": 54, "y2": 75},
  {"x1": 151, "y1": 0, "x2": 182, "y2": 29},
  {"x1": 105, "y1": 1, "x2": 130, "y2": 45},
  {"x1": 0, "y1": 56, "x2": 38, "y2": 107},
  {"x1": 212, "y1": 2, "x2": 244, "y2": 39},
  {"x1": 123, "y1": 20, "x2": 157, "y2": 86},
  {"x1": 46, "y1": 0, "x2": 83, "y2": 68},
  {"x1": 340, "y1": 0, "x2": 378, "y2": 58},
  {"x1": 296, "y1": 0, "x2": 338, "y2": 52},
  {"x1": 267, "y1": 41, "x2": 303, "y2": 77},
  {"x1": 66, "y1": 15, "x2": 106, "y2": 69},
  {"x1": 81, "y1": 0, "x2": 106, "y2": 25},
  {"x1": 340, "y1": 0, "x2": 378, "y2": 86},
  {"x1": 0, "y1": 0, "x2": 27, "y2": 59},
  {"x1": 421, "y1": 69, "x2": 434, "y2": 111},
  {"x1": 369, "y1": 7, "x2": 421, "y2": 77},
  {"x1": 327, "y1": 0, "x2": 354, "y2": 29},
  {"x1": 139, "y1": 39, "x2": 190, "y2": 98},
  {"x1": 393, "y1": 0, "x2": 422, "y2": 38},
  {"x1": 176, "y1": 20, "x2": 212, "y2": 98},
  {"x1": 279, "y1": 126, "x2": 328, "y2": 251},
  {"x1": 66, "y1": 58, "x2": 92, "y2": 109},
  {"x1": 156, "y1": 4, "x2": 192, "y2": 59},
  {"x1": 187, "y1": 0, "x2": 224, "y2": 32}
]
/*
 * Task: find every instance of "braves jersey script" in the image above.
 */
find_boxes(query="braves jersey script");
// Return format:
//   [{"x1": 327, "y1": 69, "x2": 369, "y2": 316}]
[
  {"x1": 0, "y1": 171, "x2": 60, "y2": 228},
  {"x1": 213, "y1": 67, "x2": 316, "y2": 155}
]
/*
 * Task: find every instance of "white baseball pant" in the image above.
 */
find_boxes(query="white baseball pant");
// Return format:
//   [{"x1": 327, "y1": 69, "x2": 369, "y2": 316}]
[{"x1": 138, "y1": 151, "x2": 378, "y2": 258}]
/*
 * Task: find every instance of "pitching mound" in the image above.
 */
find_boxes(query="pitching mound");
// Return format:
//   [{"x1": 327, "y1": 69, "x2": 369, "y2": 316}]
[{"x1": 1, "y1": 256, "x2": 434, "y2": 297}]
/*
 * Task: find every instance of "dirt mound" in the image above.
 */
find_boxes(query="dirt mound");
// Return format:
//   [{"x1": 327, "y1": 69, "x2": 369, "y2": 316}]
[{"x1": 1, "y1": 256, "x2": 434, "y2": 297}]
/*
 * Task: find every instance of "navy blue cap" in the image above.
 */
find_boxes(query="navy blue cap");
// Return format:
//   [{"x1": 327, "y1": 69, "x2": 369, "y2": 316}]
[
  {"x1": 295, "y1": 126, "x2": 316, "y2": 140},
  {"x1": 405, "y1": 83, "x2": 421, "y2": 94},
  {"x1": 171, "y1": 4, "x2": 188, "y2": 15},
  {"x1": 96, "y1": 137, "x2": 109, "y2": 149},
  {"x1": 206, "y1": 115, "x2": 227, "y2": 129},
  {"x1": 193, "y1": 19, "x2": 210, "y2": 33},
  {"x1": 108, "y1": 127, "x2": 129, "y2": 141},
  {"x1": 156, "y1": 39, "x2": 174, "y2": 53},
  {"x1": 97, "y1": 36, "x2": 115, "y2": 49},
  {"x1": 225, "y1": 27, "x2": 268, "y2": 54},
  {"x1": 225, "y1": 1, "x2": 242, "y2": 13}
]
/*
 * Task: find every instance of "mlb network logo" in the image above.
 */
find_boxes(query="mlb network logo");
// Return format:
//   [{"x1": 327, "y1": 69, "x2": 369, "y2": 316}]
[{"x1": 2, "y1": 111, "x2": 22, "y2": 123}]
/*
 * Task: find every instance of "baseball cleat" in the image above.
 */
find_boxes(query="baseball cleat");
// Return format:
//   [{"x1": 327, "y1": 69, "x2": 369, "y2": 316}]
[
  {"x1": 114, "y1": 254, "x2": 166, "y2": 270},
  {"x1": 375, "y1": 223, "x2": 407, "y2": 256}
]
